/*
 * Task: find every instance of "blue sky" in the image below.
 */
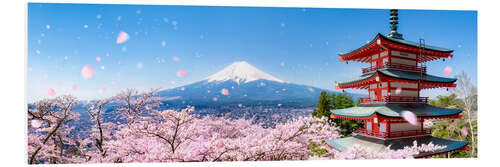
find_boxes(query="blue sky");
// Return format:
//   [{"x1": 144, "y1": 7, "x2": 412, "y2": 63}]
[{"x1": 27, "y1": 3, "x2": 477, "y2": 102}]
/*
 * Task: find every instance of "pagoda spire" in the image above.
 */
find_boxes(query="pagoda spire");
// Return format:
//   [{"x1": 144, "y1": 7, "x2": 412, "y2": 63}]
[{"x1": 387, "y1": 9, "x2": 403, "y2": 39}]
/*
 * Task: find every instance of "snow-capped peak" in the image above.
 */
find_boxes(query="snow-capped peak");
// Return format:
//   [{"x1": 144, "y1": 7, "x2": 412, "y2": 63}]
[{"x1": 206, "y1": 61, "x2": 284, "y2": 84}]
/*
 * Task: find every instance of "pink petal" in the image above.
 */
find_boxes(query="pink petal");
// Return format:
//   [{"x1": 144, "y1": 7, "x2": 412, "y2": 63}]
[
  {"x1": 102, "y1": 87, "x2": 107, "y2": 92},
  {"x1": 308, "y1": 87, "x2": 314, "y2": 92},
  {"x1": 402, "y1": 111, "x2": 418, "y2": 126},
  {"x1": 172, "y1": 56, "x2": 180, "y2": 61},
  {"x1": 83, "y1": 24, "x2": 88, "y2": 29},
  {"x1": 444, "y1": 66, "x2": 452, "y2": 76},
  {"x1": 461, "y1": 126, "x2": 468, "y2": 136},
  {"x1": 212, "y1": 97, "x2": 218, "y2": 102},
  {"x1": 106, "y1": 53, "x2": 110, "y2": 57},
  {"x1": 395, "y1": 87, "x2": 402, "y2": 95},
  {"x1": 81, "y1": 65, "x2": 95, "y2": 79},
  {"x1": 96, "y1": 57, "x2": 101, "y2": 62},
  {"x1": 238, "y1": 104, "x2": 243, "y2": 107},
  {"x1": 72, "y1": 85, "x2": 78, "y2": 91},
  {"x1": 46, "y1": 88, "x2": 56, "y2": 96},
  {"x1": 116, "y1": 31, "x2": 130, "y2": 44},
  {"x1": 31, "y1": 120, "x2": 42, "y2": 128},
  {"x1": 277, "y1": 104, "x2": 282, "y2": 107},
  {"x1": 177, "y1": 70, "x2": 187, "y2": 77},
  {"x1": 180, "y1": 87, "x2": 185, "y2": 91},
  {"x1": 221, "y1": 88, "x2": 229, "y2": 95}
]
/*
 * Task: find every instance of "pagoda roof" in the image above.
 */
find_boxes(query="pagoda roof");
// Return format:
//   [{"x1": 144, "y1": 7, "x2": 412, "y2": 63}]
[
  {"x1": 337, "y1": 69, "x2": 457, "y2": 86},
  {"x1": 330, "y1": 103, "x2": 462, "y2": 118},
  {"x1": 339, "y1": 33, "x2": 453, "y2": 57},
  {"x1": 325, "y1": 135, "x2": 468, "y2": 158}
]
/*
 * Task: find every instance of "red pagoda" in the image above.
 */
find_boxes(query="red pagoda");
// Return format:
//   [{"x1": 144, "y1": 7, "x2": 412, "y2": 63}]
[{"x1": 325, "y1": 9, "x2": 468, "y2": 158}]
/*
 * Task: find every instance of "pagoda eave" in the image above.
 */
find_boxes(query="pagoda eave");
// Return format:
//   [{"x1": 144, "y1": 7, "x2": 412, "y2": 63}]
[
  {"x1": 330, "y1": 113, "x2": 462, "y2": 121},
  {"x1": 339, "y1": 33, "x2": 453, "y2": 63},
  {"x1": 336, "y1": 70, "x2": 457, "y2": 90}
]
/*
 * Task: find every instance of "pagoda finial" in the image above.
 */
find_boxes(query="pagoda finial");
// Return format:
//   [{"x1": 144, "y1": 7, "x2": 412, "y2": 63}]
[{"x1": 387, "y1": 9, "x2": 403, "y2": 39}]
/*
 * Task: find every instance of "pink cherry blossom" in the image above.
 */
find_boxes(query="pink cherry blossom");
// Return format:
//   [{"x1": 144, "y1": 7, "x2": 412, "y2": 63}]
[
  {"x1": 81, "y1": 65, "x2": 95, "y2": 79},
  {"x1": 96, "y1": 57, "x2": 101, "y2": 62},
  {"x1": 395, "y1": 87, "x2": 402, "y2": 95},
  {"x1": 221, "y1": 88, "x2": 229, "y2": 95},
  {"x1": 72, "y1": 85, "x2": 78, "y2": 91},
  {"x1": 444, "y1": 66, "x2": 452, "y2": 76},
  {"x1": 46, "y1": 88, "x2": 55, "y2": 96},
  {"x1": 116, "y1": 31, "x2": 130, "y2": 44},
  {"x1": 461, "y1": 126, "x2": 468, "y2": 136},
  {"x1": 177, "y1": 70, "x2": 187, "y2": 77},
  {"x1": 401, "y1": 111, "x2": 418, "y2": 126},
  {"x1": 31, "y1": 120, "x2": 42, "y2": 128}
]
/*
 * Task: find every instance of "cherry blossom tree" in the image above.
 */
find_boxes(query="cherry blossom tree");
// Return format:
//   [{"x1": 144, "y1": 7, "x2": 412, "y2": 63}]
[{"x1": 27, "y1": 95, "x2": 81, "y2": 164}]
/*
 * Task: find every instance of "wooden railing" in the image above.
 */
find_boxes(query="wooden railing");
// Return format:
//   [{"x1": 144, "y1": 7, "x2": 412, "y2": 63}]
[
  {"x1": 360, "y1": 96, "x2": 428, "y2": 105},
  {"x1": 362, "y1": 62, "x2": 426, "y2": 74},
  {"x1": 356, "y1": 128, "x2": 431, "y2": 139}
]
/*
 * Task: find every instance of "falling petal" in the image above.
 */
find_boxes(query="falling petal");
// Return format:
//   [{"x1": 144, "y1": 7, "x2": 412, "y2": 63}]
[
  {"x1": 277, "y1": 104, "x2": 282, "y2": 107},
  {"x1": 444, "y1": 66, "x2": 452, "y2": 76},
  {"x1": 402, "y1": 111, "x2": 418, "y2": 126},
  {"x1": 461, "y1": 127, "x2": 468, "y2": 136},
  {"x1": 102, "y1": 87, "x2": 107, "y2": 92},
  {"x1": 35, "y1": 50, "x2": 40, "y2": 55},
  {"x1": 81, "y1": 65, "x2": 95, "y2": 79},
  {"x1": 395, "y1": 87, "x2": 402, "y2": 95},
  {"x1": 172, "y1": 56, "x2": 180, "y2": 61},
  {"x1": 116, "y1": 31, "x2": 130, "y2": 44},
  {"x1": 31, "y1": 120, "x2": 42, "y2": 128},
  {"x1": 180, "y1": 87, "x2": 185, "y2": 91},
  {"x1": 83, "y1": 24, "x2": 88, "y2": 29},
  {"x1": 100, "y1": 66, "x2": 105, "y2": 70},
  {"x1": 106, "y1": 53, "x2": 110, "y2": 57},
  {"x1": 238, "y1": 104, "x2": 243, "y2": 108},
  {"x1": 212, "y1": 97, "x2": 218, "y2": 102},
  {"x1": 46, "y1": 88, "x2": 55, "y2": 96},
  {"x1": 96, "y1": 57, "x2": 101, "y2": 62},
  {"x1": 45, "y1": 24, "x2": 51, "y2": 29},
  {"x1": 221, "y1": 88, "x2": 229, "y2": 95},
  {"x1": 72, "y1": 85, "x2": 78, "y2": 91},
  {"x1": 172, "y1": 21, "x2": 178, "y2": 26},
  {"x1": 177, "y1": 70, "x2": 187, "y2": 77},
  {"x1": 308, "y1": 87, "x2": 314, "y2": 92}
]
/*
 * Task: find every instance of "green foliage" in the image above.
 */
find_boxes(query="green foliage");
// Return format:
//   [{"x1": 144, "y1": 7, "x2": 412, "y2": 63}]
[
  {"x1": 428, "y1": 94, "x2": 477, "y2": 158},
  {"x1": 312, "y1": 91, "x2": 363, "y2": 136}
]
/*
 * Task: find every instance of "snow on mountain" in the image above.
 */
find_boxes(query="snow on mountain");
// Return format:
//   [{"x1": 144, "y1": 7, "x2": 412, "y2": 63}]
[{"x1": 205, "y1": 61, "x2": 284, "y2": 84}]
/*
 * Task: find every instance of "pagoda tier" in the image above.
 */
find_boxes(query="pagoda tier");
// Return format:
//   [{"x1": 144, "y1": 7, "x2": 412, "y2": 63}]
[
  {"x1": 326, "y1": 136, "x2": 468, "y2": 158},
  {"x1": 339, "y1": 33, "x2": 453, "y2": 64}
]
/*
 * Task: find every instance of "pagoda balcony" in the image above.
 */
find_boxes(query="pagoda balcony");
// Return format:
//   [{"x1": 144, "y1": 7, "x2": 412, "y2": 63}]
[
  {"x1": 359, "y1": 96, "x2": 429, "y2": 105},
  {"x1": 355, "y1": 128, "x2": 432, "y2": 140},
  {"x1": 362, "y1": 62, "x2": 427, "y2": 74}
]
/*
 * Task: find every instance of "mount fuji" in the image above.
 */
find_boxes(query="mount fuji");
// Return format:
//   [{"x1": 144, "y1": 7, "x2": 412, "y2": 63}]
[{"x1": 158, "y1": 61, "x2": 359, "y2": 107}]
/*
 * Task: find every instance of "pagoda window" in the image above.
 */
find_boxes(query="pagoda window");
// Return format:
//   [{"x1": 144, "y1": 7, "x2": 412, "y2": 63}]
[
  {"x1": 379, "y1": 123, "x2": 387, "y2": 134},
  {"x1": 382, "y1": 57, "x2": 389, "y2": 65},
  {"x1": 369, "y1": 91, "x2": 375, "y2": 98},
  {"x1": 381, "y1": 89, "x2": 388, "y2": 96},
  {"x1": 370, "y1": 84, "x2": 377, "y2": 89},
  {"x1": 372, "y1": 54, "x2": 379, "y2": 60},
  {"x1": 380, "y1": 82, "x2": 388, "y2": 88},
  {"x1": 366, "y1": 122, "x2": 372, "y2": 132}
]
